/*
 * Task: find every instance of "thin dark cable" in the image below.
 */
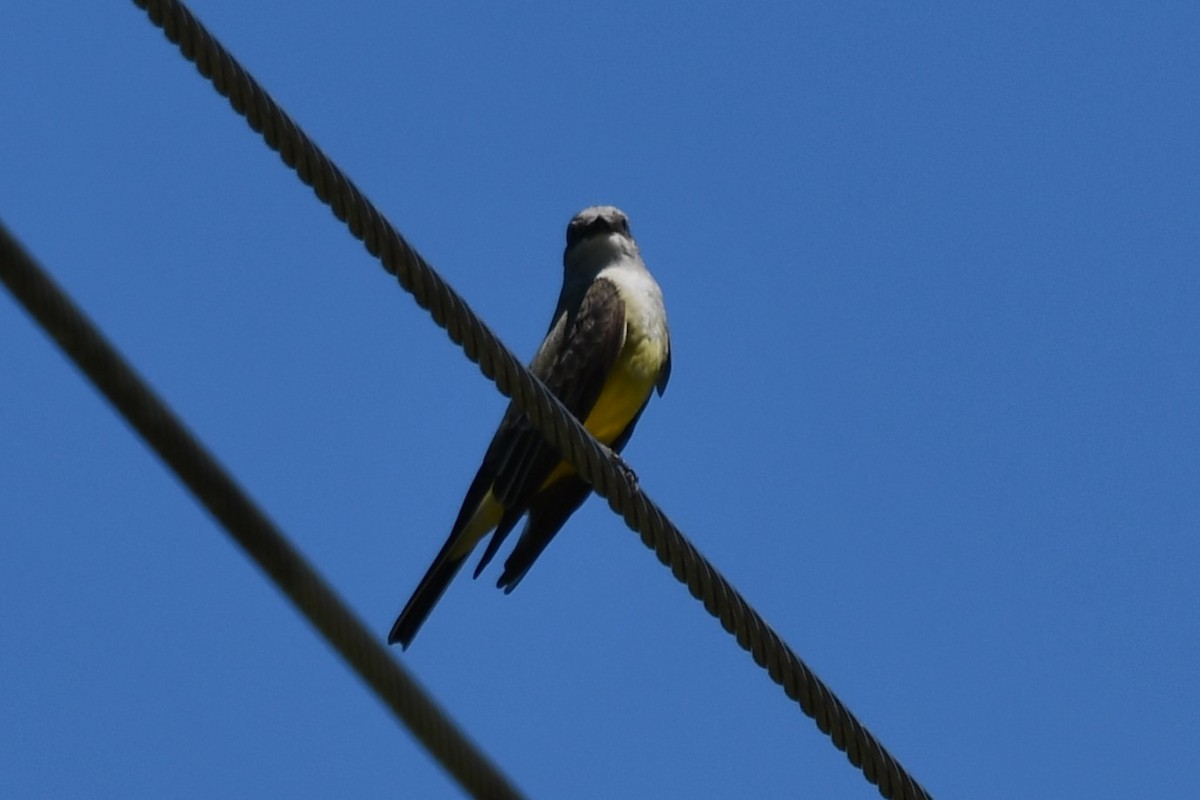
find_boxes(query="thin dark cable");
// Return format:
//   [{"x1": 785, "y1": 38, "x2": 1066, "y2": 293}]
[
  {"x1": 0, "y1": 222, "x2": 526, "y2": 800},
  {"x1": 131, "y1": 2, "x2": 932, "y2": 797}
]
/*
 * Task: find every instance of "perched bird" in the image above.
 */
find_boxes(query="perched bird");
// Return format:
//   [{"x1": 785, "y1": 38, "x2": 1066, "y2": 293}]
[{"x1": 388, "y1": 206, "x2": 672, "y2": 648}]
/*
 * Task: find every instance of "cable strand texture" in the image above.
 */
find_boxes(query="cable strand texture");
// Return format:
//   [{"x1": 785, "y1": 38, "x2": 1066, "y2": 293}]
[{"x1": 129, "y1": 2, "x2": 932, "y2": 797}]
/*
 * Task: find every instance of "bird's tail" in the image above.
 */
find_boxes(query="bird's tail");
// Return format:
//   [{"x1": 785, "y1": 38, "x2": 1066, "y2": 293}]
[
  {"x1": 390, "y1": 487, "x2": 505, "y2": 648},
  {"x1": 388, "y1": 551, "x2": 468, "y2": 649}
]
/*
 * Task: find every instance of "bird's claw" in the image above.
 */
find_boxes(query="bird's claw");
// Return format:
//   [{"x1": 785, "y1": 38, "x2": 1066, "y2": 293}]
[{"x1": 608, "y1": 450, "x2": 639, "y2": 489}]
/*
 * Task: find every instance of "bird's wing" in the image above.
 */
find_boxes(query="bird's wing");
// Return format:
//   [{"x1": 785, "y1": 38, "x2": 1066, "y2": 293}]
[
  {"x1": 656, "y1": 342, "x2": 672, "y2": 396},
  {"x1": 470, "y1": 276, "x2": 629, "y2": 576}
]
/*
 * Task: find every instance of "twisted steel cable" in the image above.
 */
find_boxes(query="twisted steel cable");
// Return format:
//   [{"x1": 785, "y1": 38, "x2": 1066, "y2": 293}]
[
  {"x1": 0, "y1": 222, "x2": 526, "y2": 800},
  {"x1": 125, "y1": 2, "x2": 933, "y2": 797}
]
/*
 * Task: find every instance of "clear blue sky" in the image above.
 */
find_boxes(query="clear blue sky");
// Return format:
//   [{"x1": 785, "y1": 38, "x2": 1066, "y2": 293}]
[{"x1": 3, "y1": 2, "x2": 1197, "y2": 797}]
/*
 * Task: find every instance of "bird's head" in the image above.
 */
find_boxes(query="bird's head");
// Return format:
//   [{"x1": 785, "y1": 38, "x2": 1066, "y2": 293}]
[{"x1": 563, "y1": 206, "x2": 639, "y2": 272}]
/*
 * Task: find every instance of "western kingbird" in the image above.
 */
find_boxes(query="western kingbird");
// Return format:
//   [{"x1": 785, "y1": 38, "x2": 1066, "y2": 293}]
[{"x1": 388, "y1": 206, "x2": 672, "y2": 648}]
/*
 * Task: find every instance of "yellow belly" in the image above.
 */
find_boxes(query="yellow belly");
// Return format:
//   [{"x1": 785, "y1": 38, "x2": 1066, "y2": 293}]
[
  {"x1": 538, "y1": 333, "x2": 662, "y2": 488},
  {"x1": 456, "y1": 322, "x2": 666, "y2": 554}
]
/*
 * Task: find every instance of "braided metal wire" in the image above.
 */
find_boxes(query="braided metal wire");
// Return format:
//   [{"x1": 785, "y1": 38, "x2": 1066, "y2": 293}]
[
  {"x1": 128, "y1": 2, "x2": 933, "y2": 797},
  {"x1": 0, "y1": 222, "x2": 526, "y2": 800}
]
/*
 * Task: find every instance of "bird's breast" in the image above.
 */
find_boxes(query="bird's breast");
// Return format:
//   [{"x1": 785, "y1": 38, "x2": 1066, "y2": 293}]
[{"x1": 583, "y1": 264, "x2": 669, "y2": 443}]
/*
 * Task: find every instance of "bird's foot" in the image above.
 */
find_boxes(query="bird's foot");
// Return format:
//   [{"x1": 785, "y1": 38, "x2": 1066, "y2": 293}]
[{"x1": 609, "y1": 451, "x2": 639, "y2": 489}]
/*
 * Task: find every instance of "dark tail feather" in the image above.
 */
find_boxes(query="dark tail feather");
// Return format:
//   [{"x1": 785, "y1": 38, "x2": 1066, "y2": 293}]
[
  {"x1": 497, "y1": 477, "x2": 591, "y2": 593},
  {"x1": 392, "y1": 458, "x2": 501, "y2": 648},
  {"x1": 388, "y1": 551, "x2": 468, "y2": 649},
  {"x1": 472, "y1": 508, "x2": 523, "y2": 579}
]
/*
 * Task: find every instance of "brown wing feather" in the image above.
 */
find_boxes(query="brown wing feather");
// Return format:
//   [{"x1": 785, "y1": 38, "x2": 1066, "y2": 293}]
[{"x1": 471, "y1": 277, "x2": 627, "y2": 576}]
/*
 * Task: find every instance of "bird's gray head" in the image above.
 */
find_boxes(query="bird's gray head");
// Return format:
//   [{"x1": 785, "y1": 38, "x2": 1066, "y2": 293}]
[{"x1": 563, "y1": 206, "x2": 639, "y2": 268}]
